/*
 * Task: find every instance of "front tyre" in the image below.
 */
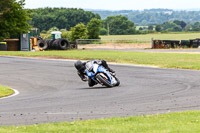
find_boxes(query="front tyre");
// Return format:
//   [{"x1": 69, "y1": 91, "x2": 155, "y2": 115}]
[
  {"x1": 96, "y1": 73, "x2": 113, "y2": 88},
  {"x1": 114, "y1": 76, "x2": 120, "y2": 86}
]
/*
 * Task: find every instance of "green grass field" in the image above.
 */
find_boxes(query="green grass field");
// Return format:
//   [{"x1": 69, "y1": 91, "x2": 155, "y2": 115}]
[
  {"x1": 41, "y1": 32, "x2": 200, "y2": 40},
  {"x1": 0, "y1": 85, "x2": 14, "y2": 98},
  {"x1": 1, "y1": 50, "x2": 200, "y2": 70},
  {"x1": 100, "y1": 32, "x2": 200, "y2": 40},
  {"x1": 1, "y1": 111, "x2": 200, "y2": 133}
]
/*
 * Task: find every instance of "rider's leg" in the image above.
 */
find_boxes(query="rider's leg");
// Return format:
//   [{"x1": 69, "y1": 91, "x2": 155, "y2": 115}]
[{"x1": 101, "y1": 60, "x2": 115, "y2": 73}]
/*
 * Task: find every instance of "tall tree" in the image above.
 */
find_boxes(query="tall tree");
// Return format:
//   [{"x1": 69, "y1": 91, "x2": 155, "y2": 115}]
[
  {"x1": 192, "y1": 22, "x2": 200, "y2": 31},
  {"x1": 173, "y1": 20, "x2": 187, "y2": 29},
  {"x1": 162, "y1": 21, "x2": 182, "y2": 32},
  {"x1": 102, "y1": 15, "x2": 135, "y2": 35},
  {"x1": 148, "y1": 25, "x2": 154, "y2": 31},
  {"x1": 155, "y1": 24, "x2": 162, "y2": 32},
  {"x1": 87, "y1": 18, "x2": 101, "y2": 39},
  {"x1": 70, "y1": 23, "x2": 88, "y2": 41},
  {"x1": 0, "y1": 0, "x2": 31, "y2": 41}
]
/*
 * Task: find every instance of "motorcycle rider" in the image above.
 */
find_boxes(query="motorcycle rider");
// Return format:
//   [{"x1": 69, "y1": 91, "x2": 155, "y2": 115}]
[{"x1": 74, "y1": 60, "x2": 115, "y2": 87}]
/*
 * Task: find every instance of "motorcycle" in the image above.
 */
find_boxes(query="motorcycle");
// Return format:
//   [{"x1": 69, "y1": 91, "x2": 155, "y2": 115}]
[{"x1": 85, "y1": 61, "x2": 120, "y2": 87}]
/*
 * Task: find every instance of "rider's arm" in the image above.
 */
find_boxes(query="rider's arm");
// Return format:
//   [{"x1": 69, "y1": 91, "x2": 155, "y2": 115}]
[{"x1": 85, "y1": 70, "x2": 95, "y2": 77}]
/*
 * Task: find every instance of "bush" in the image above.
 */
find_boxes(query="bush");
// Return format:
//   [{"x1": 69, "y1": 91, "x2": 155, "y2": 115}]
[
  {"x1": 41, "y1": 30, "x2": 47, "y2": 34},
  {"x1": 100, "y1": 28, "x2": 108, "y2": 35},
  {"x1": 47, "y1": 27, "x2": 59, "y2": 34},
  {"x1": 87, "y1": 18, "x2": 101, "y2": 39},
  {"x1": 43, "y1": 34, "x2": 51, "y2": 39},
  {"x1": 71, "y1": 23, "x2": 88, "y2": 41},
  {"x1": 62, "y1": 31, "x2": 72, "y2": 41},
  {"x1": 147, "y1": 30, "x2": 156, "y2": 33},
  {"x1": 161, "y1": 30, "x2": 169, "y2": 33},
  {"x1": 60, "y1": 29, "x2": 67, "y2": 32}
]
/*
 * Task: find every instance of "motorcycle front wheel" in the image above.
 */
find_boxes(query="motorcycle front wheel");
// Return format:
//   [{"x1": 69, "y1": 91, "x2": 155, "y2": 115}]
[
  {"x1": 96, "y1": 73, "x2": 113, "y2": 88},
  {"x1": 114, "y1": 76, "x2": 120, "y2": 86}
]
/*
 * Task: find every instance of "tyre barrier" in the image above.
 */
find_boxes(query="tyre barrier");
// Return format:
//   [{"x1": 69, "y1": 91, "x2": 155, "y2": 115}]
[
  {"x1": 38, "y1": 38, "x2": 70, "y2": 50},
  {"x1": 37, "y1": 39, "x2": 49, "y2": 50}
]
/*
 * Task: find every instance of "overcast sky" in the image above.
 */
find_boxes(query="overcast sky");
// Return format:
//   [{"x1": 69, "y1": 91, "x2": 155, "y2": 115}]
[{"x1": 24, "y1": 0, "x2": 200, "y2": 10}]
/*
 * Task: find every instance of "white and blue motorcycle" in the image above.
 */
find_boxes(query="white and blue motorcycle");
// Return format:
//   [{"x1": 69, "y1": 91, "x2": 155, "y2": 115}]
[{"x1": 85, "y1": 61, "x2": 120, "y2": 87}]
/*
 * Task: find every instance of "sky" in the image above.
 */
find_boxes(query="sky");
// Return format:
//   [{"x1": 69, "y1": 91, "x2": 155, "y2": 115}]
[{"x1": 24, "y1": 0, "x2": 200, "y2": 10}]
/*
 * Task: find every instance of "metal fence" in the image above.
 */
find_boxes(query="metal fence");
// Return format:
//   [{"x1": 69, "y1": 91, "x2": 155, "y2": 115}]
[{"x1": 77, "y1": 38, "x2": 153, "y2": 50}]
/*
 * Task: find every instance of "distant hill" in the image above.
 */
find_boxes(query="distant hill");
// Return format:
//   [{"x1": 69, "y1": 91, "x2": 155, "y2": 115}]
[{"x1": 85, "y1": 8, "x2": 200, "y2": 26}]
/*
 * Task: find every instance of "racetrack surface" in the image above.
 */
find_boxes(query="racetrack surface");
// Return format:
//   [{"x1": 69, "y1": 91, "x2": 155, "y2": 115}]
[{"x1": 1, "y1": 56, "x2": 200, "y2": 126}]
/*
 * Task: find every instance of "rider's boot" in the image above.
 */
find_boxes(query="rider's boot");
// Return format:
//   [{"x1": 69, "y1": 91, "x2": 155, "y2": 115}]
[
  {"x1": 101, "y1": 60, "x2": 115, "y2": 73},
  {"x1": 107, "y1": 67, "x2": 116, "y2": 76},
  {"x1": 107, "y1": 67, "x2": 115, "y2": 73}
]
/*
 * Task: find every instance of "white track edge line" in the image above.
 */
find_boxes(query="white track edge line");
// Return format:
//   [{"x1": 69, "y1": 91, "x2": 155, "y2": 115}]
[{"x1": 0, "y1": 88, "x2": 20, "y2": 100}]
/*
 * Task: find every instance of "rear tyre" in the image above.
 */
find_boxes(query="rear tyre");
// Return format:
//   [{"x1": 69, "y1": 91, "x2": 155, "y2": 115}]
[{"x1": 96, "y1": 73, "x2": 113, "y2": 88}]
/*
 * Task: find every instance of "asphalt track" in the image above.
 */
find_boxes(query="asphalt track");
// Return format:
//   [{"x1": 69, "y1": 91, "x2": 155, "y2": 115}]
[{"x1": 1, "y1": 56, "x2": 200, "y2": 126}]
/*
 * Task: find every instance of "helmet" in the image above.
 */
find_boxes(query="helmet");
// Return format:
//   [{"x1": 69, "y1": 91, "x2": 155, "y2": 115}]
[{"x1": 74, "y1": 60, "x2": 85, "y2": 71}]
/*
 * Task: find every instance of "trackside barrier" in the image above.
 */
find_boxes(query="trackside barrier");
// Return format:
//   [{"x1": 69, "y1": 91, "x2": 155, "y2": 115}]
[
  {"x1": 0, "y1": 42, "x2": 7, "y2": 51},
  {"x1": 153, "y1": 38, "x2": 200, "y2": 49}
]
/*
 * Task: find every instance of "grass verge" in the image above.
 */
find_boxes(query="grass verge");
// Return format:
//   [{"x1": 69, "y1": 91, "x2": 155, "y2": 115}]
[
  {"x1": 1, "y1": 111, "x2": 200, "y2": 133},
  {"x1": 0, "y1": 85, "x2": 14, "y2": 98},
  {"x1": 101, "y1": 32, "x2": 200, "y2": 40},
  {"x1": 1, "y1": 50, "x2": 200, "y2": 70}
]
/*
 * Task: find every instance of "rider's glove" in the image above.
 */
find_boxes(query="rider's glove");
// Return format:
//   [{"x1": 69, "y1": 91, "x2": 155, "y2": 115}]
[
  {"x1": 78, "y1": 71, "x2": 88, "y2": 82},
  {"x1": 82, "y1": 76, "x2": 88, "y2": 82}
]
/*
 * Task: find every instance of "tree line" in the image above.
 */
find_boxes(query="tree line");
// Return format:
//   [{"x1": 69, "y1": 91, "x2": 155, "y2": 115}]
[
  {"x1": 25, "y1": 7, "x2": 200, "y2": 35},
  {"x1": 139, "y1": 20, "x2": 200, "y2": 33},
  {"x1": 89, "y1": 9, "x2": 200, "y2": 26},
  {"x1": 29, "y1": 8, "x2": 136, "y2": 36},
  {"x1": 2, "y1": 0, "x2": 200, "y2": 42},
  {"x1": 29, "y1": 8, "x2": 101, "y2": 31}
]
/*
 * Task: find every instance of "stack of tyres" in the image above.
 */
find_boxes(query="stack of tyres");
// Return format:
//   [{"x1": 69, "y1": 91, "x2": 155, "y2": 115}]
[
  {"x1": 37, "y1": 39, "x2": 50, "y2": 50},
  {"x1": 37, "y1": 38, "x2": 70, "y2": 50},
  {"x1": 52, "y1": 38, "x2": 69, "y2": 50},
  {"x1": 48, "y1": 39, "x2": 56, "y2": 49}
]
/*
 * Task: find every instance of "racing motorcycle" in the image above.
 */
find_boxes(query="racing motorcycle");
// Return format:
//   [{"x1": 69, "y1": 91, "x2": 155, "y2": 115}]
[{"x1": 85, "y1": 61, "x2": 120, "y2": 87}]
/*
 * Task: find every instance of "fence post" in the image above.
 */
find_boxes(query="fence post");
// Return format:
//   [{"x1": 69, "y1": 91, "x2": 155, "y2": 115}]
[
  {"x1": 75, "y1": 39, "x2": 78, "y2": 49},
  {"x1": 151, "y1": 38, "x2": 154, "y2": 48}
]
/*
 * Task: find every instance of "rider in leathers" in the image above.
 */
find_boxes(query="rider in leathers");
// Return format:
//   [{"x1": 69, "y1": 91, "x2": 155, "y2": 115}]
[{"x1": 74, "y1": 60, "x2": 115, "y2": 87}]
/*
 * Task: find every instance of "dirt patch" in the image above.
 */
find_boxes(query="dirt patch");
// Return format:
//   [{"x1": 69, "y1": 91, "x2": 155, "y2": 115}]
[
  {"x1": 78, "y1": 43, "x2": 152, "y2": 49},
  {"x1": 30, "y1": 56, "x2": 69, "y2": 60}
]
